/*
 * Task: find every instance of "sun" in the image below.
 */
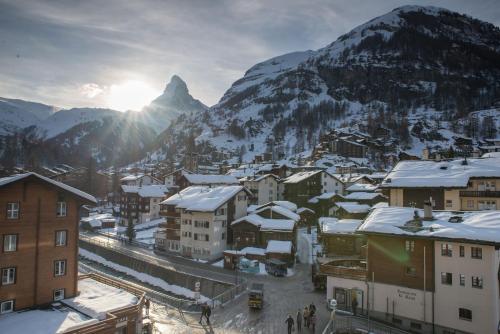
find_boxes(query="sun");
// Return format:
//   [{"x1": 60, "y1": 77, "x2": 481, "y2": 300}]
[{"x1": 107, "y1": 80, "x2": 160, "y2": 111}]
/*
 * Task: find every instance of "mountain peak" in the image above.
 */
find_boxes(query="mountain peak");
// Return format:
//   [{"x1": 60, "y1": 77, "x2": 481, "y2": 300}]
[{"x1": 163, "y1": 75, "x2": 189, "y2": 97}]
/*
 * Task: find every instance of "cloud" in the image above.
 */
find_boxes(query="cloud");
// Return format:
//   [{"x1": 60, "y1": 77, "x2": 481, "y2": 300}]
[{"x1": 80, "y1": 83, "x2": 104, "y2": 99}]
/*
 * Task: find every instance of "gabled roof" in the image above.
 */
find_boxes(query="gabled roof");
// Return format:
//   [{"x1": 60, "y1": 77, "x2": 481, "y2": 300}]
[
  {"x1": 266, "y1": 240, "x2": 292, "y2": 254},
  {"x1": 381, "y1": 157, "x2": 500, "y2": 188},
  {"x1": 0, "y1": 172, "x2": 96, "y2": 203},
  {"x1": 319, "y1": 217, "x2": 363, "y2": 235},
  {"x1": 346, "y1": 183, "x2": 378, "y2": 192},
  {"x1": 121, "y1": 185, "x2": 169, "y2": 198},
  {"x1": 232, "y1": 214, "x2": 295, "y2": 231},
  {"x1": 184, "y1": 173, "x2": 239, "y2": 185},
  {"x1": 254, "y1": 205, "x2": 300, "y2": 222},
  {"x1": 283, "y1": 170, "x2": 322, "y2": 184},
  {"x1": 240, "y1": 173, "x2": 279, "y2": 182},
  {"x1": 359, "y1": 207, "x2": 500, "y2": 244},
  {"x1": 343, "y1": 192, "x2": 384, "y2": 201},
  {"x1": 161, "y1": 185, "x2": 245, "y2": 212},
  {"x1": 334, "y1": 202, "x2": 371, "y2": 213}
]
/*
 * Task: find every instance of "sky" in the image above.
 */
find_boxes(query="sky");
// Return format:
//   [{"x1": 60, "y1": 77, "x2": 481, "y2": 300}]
[{"x1": 0, "y1": 0, "x2": 499, "y2": 111}]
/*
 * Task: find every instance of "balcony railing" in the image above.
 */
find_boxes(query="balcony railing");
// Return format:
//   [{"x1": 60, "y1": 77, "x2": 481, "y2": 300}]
[
  {"x1": 460, "y1": 191, "x2": 500, "y2": 198},
  {"x1": 320, "y1": 259, "x2": 367, "y2": 281}
]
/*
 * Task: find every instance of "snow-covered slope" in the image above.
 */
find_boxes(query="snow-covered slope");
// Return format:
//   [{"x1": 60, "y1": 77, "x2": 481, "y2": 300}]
[
  {"x1": 158, "y1": 5, "x2": 500, "y2": 163},
  {"x1": 0, "y1": 97, "x2": 57, "y2": 135}
]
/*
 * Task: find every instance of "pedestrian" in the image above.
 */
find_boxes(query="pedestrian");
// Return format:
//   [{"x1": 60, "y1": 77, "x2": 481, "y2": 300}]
[
  {"x1": 303, "y1": 306, "x2": 310, "y2": 328},
  {"x1": 309, "y1": 302, "x2": 316, "y2": 316},
  {"x1": 199, "y1": 304, "x2": 206, "y2": 324},
  {"x1": 310, "y1": 313, "x2": 317, "y2": 333},
  {"x1": 205, "y1": 304, "x2": 211, "y2": 325},
  {"x1": 352, "y1": 298, "x2": 358, "y2": 316},
  {"x1": 145, "y1": 299, "x2": 150, "y2": 317},
  {"x1": 285, "y1": 314, "x2": 294, "y2": 334},
  {"x1": 296, "y1": 309, "x2": 302, "y2": 332}
]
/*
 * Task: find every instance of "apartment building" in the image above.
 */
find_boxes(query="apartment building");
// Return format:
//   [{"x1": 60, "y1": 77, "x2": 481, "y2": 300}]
[
  {"x1": 380, "y1": 157, "x2": 500, "y2": 210},
  {"x1": 322, "y1": 205, "x2": 500, "y2": 334},
  {"x1": 119, "y1": 184, "x2": 170, "y2": 224},
  {"x1": 241, "y1": 174, "x2": 279, "y2": 205},
  {"x1": 156, "y1": 185, "x2": 249, "y2": 260}
]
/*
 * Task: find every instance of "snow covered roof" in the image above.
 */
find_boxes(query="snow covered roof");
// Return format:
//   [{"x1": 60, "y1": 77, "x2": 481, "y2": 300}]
[
  {"x1": 184, "y1": 173, "x2": 239, "y2": 185},
  {"x1": 334, "y1": 202, "x2": 371, "y2": 213},
  {"x1": 319, "y1": 217, "x2": 363, "y2": 235},
  {"x1": 240, "y1": 173, "x2": 278, "y2": 182},
  {"x1": 64, "y1": 278, "x2": 138, "y2": 320},
  {"x1": 297, "y1": 207, "x2": 315, "y2": 215},
  {"x1": 0, "y1": 172, "x2": 96, "y2": 203},
  {"x1": 381, "y1": 157, "x2": 500, "y2": 188},
  {"x1": 343, "y1": 192, "x2": 384, "y2": 200},
  {"x1": 358, "y1": 207, "x2": 500, "y2": 244},
  {"x1": 266, "y1": 240, "x2": 293, "y2": 254},
  {"x1": 346, "y1": 183, "x2": 378, "y2": 192},
  {"x1": 0, "y1": 308, "x2": 98, "y2": 334},
  {"x1": 80, "y1": 213, "x2": 116, "y2": 228},
  {"x1": 371, "y1": 202, "x2": 389, "y2": 209},
  {"x1": 232, "y1": 214, "x2": 295, "y2": 231},
  {"x1": 121, "y1": 184, "x2": 169, "y2": 198},
  {"x1": 271, "y1": 201, "x2": 298, "y2": 212},
  {"x1": 283, "y1": 170, "x2": 322, "y2": 184},
  {"x1": 226, "y1": 163, "x2": 284, "y2": 178},
  {"x1": 120, "y1": 174, "x2": 144, "y2": 181},
  {"x1": 241, "y1": 247, "x2": 266, "y2": 256},
  {"x1": 161, "y1": 185, "x2": 245, "y2": 211},
  {"x1": 254, "y1": 205, "x2": 300, "y2": 221}
]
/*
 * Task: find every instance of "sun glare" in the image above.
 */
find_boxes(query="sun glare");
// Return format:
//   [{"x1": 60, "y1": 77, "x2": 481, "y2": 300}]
[{"x1": 107, "y1": 80, "x2": 160, "y2": 112}]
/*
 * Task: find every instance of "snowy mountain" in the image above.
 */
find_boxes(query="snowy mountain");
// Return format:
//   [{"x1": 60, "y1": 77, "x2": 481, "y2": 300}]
[
  {"x1": 158, "y1": 5, "x2": 500, "y2": 163},
  {"x1": 0, "y1": 97, "x2": 57, "y2": 135},
  {"x1": 141, "y1": 75, "x2": 208, "y2": 133}
]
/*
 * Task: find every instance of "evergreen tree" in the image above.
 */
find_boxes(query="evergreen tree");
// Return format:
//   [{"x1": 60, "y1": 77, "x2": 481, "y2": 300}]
[{"x1": 126, "y1": 217, "x2": 136, "y2": 243}]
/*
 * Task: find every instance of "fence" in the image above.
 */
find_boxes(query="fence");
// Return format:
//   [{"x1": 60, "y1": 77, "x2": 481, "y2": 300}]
[{"x1": 321, "y1": 314, "x2": 411, "y2": 334}]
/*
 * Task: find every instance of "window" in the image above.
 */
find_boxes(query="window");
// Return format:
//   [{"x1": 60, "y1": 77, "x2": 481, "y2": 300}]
[
  {"x1": 405, "y1": 240, "x2": 415, "y2": 252},
  {"x1": 459, "y1": 274, "x2": 465, "y2": 286},
  {"x1": 441, "y1": 272, "x2": 452, "y2": 285},
  {"x1": 472, "y1": 276, "x2": 483, "y2": 289},
  {"x1": 0, "y1": 300, "x2": 14, "y2": 314},
  {"x1": 471, "y1": 247, "x2": 482, "y2": 259},
  {"x1": 55, "y1": 230, "x2": 67, "y2": 247},
  {"x1": 441, "y1": 243, "x2": 452, "y2": 257},
  {"x1": 53, "y1": 289, "x2": 65, "y2": 301},
  {"x1": 445, "y1": 199, "x2": 453, "y2": 208},
  {"x1": 459, "y1": 308, "x2": 472, "y2": 321},
  {"x1": 194, "y1": 233, "x2": 198, "y2": 241},
  {"x1": 54, "y1": 260, "x2": 66, "y2": 276},
  {"x1": 222, "y1": 232, "x2": 225, "y2": 240},
  {"x1": 3, "y1": 234, "x2": 17, "y2": 252},
  {"x1": 459, "y1": 245, "x2": 465, "y2": 257},
  {"x1": 466, "y1": 200, "x2": 474, "y2": 209},
  {"x1": 6, "y1": 202, "x2": 19, "y2": 219},
  {"x1": 205, "y1": 235, "x2": 209, "y2": 242},
  {"x1": 56, "y1": 202, "x2": 67, "y2": 217},
  {"x1": 406, "y1": 266, "x2": 416, "y2": 276},
  {"x1": 1, "y1": 267, "x2": 16, "y2": 285}
]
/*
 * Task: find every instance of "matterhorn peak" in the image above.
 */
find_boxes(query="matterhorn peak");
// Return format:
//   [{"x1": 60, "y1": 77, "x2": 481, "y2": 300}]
[{"x1": 163, "y1": 75, "x2": 189, "y2": 98}]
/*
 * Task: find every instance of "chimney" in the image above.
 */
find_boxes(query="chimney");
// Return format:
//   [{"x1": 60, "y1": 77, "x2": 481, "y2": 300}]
[{"x1": 423, "y1": 199, "x2": 433, "y2": 220}]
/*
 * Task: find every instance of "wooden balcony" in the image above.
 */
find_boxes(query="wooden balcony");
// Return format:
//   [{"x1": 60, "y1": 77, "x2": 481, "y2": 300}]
[
  {"x1": 320, "y1": 259, "x2": 367, "y2": 281},
  {"x1": 159, "y1": 210, "x2": 180, "y2": 217},
  {"x1": 460, "y1": 190, "x2": 500, "y2": 198}
]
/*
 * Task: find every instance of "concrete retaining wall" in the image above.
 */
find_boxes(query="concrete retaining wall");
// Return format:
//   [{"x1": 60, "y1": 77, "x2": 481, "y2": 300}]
[{"x1": 79, "y1": 240, "x2": 233, "y2": 298}]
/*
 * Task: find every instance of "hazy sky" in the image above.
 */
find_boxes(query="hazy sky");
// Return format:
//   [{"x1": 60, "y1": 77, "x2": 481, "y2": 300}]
[{"x1": 0, "y1": 0, "x2": 498, "y2": 110}]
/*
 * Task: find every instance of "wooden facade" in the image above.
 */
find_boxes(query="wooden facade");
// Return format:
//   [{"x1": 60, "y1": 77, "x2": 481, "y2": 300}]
[{"x1": 283, "y1": 172, "x2": 322, "y2": 208}]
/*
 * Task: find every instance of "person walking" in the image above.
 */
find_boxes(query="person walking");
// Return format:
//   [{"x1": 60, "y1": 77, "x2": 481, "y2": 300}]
[
  {"x1": 303, "y1": 306, "x2": 310, "y2": 328},
  {"x1": 199, "y1": 304, "x2": 206, "y2": 324},
  {"x1": 309, "y1": 302, "x2": 316, "y2": 316},
  {"x1": 310, "y1": 313, "x2": 317, "y2": 333},
  {"x1": 144, "y1": 299, "x2": 150, "y2": 317},
  {"x1": 285, "y1": 314, "x2": 295, "y2": 334},
  {"x1": 296, "y1": 309, "x2": 302, "y2": 332},
  {"x1": 205, "y1": 304, "x2": 212, "y2": 325}
]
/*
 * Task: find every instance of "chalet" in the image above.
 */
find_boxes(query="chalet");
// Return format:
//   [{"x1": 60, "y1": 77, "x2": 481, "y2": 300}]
[
  {"x1": 322, "y1": 206, "x2": 500, "y2": 334},
  {"x1": 380, "y1": 157, "x2": 500, "y2": 210},
  {"x1": 331, "y1": 202, "x2": 371, "y2": 219},
  {"x1": 266, "y1": 240, "x2": 294, "y2": 266},
  {"x1": 318, "y1": 217, "x2": 365, "y2": 258},
  {"x1": 164, "y1": 168, "x2": 192, "y2": 188},
  {"x1": 0, "y1": 173, "x2": 146, "y2": 333},
  {"x1": 241, "y1": 174, "x2": 279, "y2": 205},
  {"x1": 119, "y1": 184, "x2": 170, "y2": 224},
  {"x1": 282, "y1": 170, "x2": 323, "y2": 208},
  {"x1": 156, "y1": 185, "x2": 249, "y2": 260}
]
